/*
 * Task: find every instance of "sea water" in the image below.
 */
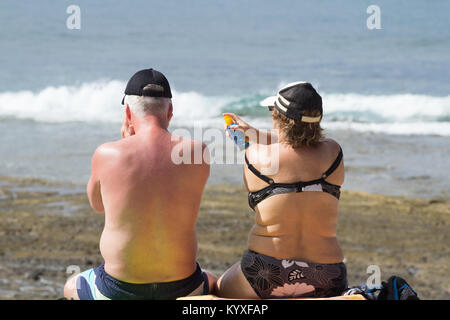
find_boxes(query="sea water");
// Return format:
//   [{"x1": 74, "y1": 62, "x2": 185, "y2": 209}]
[{"x1": 0, "y1": 0, "x2": 449, "y2": 198}]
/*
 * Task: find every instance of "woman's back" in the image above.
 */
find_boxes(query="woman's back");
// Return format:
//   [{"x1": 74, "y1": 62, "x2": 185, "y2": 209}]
[{"x1": 244, "y1": 138, "x2": 345, "y2": 263}]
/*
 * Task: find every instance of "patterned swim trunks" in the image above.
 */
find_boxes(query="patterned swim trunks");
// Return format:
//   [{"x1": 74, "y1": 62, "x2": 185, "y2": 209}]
[{"x1": 241, "y1": 250, "x2": 348, "y2": 299}]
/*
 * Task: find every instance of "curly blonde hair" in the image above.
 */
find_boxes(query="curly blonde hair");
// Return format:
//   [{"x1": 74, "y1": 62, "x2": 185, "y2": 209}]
[{"x1": 272, "y1": 108, "x2": 324, "y2": 148}]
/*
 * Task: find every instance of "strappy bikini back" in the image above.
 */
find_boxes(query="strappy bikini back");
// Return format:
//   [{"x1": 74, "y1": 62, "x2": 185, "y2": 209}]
[{"x1": 245, "y1": 147, "x2": 343, "y2": 211}]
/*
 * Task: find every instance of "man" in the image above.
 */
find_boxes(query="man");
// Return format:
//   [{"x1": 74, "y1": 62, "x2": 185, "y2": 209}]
[{"x1": 64, "y1": 68, "x2": 216, "y2": 299}]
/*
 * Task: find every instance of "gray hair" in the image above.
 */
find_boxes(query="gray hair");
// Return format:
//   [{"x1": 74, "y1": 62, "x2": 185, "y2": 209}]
[{"x1": 124, "y1": 95, "x2": 171, "y2": 118}]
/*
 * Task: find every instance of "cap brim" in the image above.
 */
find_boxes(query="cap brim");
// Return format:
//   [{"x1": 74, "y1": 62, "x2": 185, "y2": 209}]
[{"x1": 259, "y1": 96, "x2": 277, "y2": 107}]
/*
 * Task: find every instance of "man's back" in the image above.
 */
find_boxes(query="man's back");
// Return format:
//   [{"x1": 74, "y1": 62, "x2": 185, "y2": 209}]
[
  {"x1": 64, "y1": 69, "x2": 216, "y2": 300},
  {"x1": 92, "y1": 127, "x2": 209, "y2": 283}
]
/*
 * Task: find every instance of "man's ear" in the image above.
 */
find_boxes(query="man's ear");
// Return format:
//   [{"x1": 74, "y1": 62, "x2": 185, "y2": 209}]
[
  {"x1": 123, "y1": 104, "x2": 135, "y2": 136},
  {"x1": 167, "y1": 103, "x2": 173, "y2": 122},
  {"x1": 125, "y1": 104, "x2": 132, "y2": 121}
]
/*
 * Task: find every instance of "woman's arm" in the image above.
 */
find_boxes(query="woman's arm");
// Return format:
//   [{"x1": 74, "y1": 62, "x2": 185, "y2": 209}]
[{"x1": 222, "y1": 113, "x2": 278, "y2": 145}]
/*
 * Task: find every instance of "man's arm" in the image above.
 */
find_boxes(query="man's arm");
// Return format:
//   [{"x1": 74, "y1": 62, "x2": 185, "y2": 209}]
[{"x1": 87, "y1": 146, "x2": 105, "y2": 213}]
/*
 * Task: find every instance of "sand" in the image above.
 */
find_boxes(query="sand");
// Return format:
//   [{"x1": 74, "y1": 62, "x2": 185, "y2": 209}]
[{"x1": 0, "y1": 176, "x2": 448, "y2": 299}]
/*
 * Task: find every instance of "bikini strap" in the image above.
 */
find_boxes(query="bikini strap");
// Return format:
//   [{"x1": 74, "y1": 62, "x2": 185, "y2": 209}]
[
  {"x1": 245, "y1": 147, "x2": 342, "y2": 184},
  {"x1": 321, "y1": 147, "x2": 343, "y2": 179},
  {"x1": 244, "y1": 153, "x2": 274, "y2": 185}
]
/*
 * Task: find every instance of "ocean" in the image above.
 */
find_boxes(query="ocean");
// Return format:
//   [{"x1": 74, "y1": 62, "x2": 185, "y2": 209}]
[{"x1": 0, "y1": 0, "x2": 449, "y2": 198}]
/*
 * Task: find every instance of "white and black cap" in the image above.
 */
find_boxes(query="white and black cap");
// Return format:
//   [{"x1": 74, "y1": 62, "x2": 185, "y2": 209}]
[
  {"x1": 260, "y1": 81, "x2": 322, "y2": 123},
  {"x1": 121, "y1": 68, "x2": 172, "y2": 105}
]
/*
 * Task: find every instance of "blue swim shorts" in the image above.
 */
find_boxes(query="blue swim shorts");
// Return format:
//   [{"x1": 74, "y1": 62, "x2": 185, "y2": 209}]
[{"x1": 76, "y1": 263, "x2": 209, "y2": 300}]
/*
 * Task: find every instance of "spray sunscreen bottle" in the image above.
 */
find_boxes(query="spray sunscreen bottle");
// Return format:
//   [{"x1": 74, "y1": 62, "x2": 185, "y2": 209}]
[{"x1": 224, "y1": 115, "x2": 250, "y2": 151}]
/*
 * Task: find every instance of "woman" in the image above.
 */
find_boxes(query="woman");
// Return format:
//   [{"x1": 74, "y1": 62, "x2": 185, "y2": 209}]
[{"x1": 216, "y1": 82, "x2": 347, "y2": 299}]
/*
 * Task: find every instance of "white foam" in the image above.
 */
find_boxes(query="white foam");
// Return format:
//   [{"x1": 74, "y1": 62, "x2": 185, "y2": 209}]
[
  {"x1": 323, "y1": 93, "x2": 450, "y2": 121},
  {"x1": 171, "y1": 91, "x2": 232, "y2": 121},
  {"x1": 0, "y1": 81, "x2": 231, "y2": 124},
  {"x1": 322, "y1": 121, "x2": 450, "y2": 136},
  {"x1": 0, "y1": 81, "x2": 125, "y2": 123},
  {"x1": 0, "y1": 80, "x2": 448, "y2": 136}
]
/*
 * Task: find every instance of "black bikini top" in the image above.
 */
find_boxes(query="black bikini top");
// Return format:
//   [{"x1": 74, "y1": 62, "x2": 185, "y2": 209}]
[{"x1": 245, "y1": 147, "x2": 343, "y2": 211}]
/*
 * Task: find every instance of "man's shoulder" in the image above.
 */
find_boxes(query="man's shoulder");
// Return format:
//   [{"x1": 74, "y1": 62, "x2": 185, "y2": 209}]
[
  {"x1": 171, "y1": 134, "x2": 209, "y2": 156},
  {"x1": 171, "y1": 133, "x2": 206, "y2": 148},
  {"x1": 170, "y1": 134, "x2": 210, "y2": 168},
  {"x1": 92, "y1": 140, "x2": 124, "y2": 161}
]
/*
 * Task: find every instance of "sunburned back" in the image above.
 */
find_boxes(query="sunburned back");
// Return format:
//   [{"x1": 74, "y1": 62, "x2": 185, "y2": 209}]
[
  {"x1": 96, "y1": 129, "x2": 209, "y2": 283},
  {"x1": 245, "y1": 139, "x2": 345, "y2": 264}
]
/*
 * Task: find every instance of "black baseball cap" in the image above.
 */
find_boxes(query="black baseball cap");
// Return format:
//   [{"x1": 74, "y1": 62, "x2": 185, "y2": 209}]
[
  {"x1": 260, "y1": 82, "x2": 323, "y2": 123},
  {"x1": 121, "y1": 68, "x2": 172, "y2": 105}
]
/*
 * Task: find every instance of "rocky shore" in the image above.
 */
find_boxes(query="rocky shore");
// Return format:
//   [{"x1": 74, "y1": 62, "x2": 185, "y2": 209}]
[{"x1": 0, "y1": 176, "x2": 448, "y2": 299}]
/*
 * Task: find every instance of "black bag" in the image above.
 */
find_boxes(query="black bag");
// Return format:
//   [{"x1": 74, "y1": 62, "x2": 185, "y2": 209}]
[
  {"x1": 342, "y1": 275, "x2": 420, "y2": 300},
  {"x1": 377, "y1": 276, "x2": 419, "y2": 300}
]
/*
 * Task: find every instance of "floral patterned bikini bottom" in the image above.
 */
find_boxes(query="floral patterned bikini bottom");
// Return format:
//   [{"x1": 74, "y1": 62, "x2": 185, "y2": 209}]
[{"x1": 241, "y1": 250, "x2": 348, "y2": 299}]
